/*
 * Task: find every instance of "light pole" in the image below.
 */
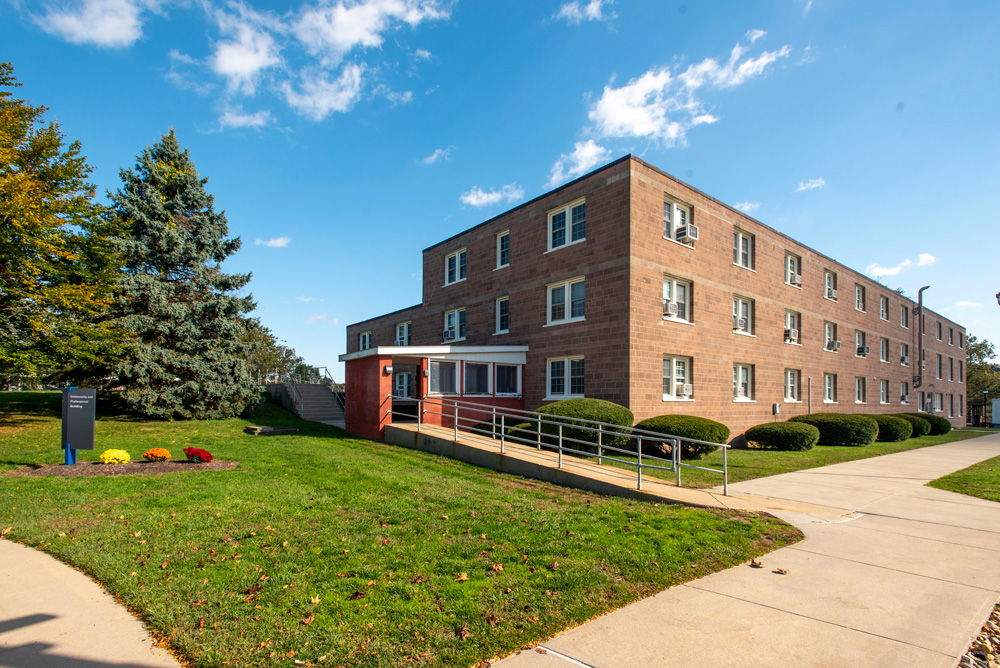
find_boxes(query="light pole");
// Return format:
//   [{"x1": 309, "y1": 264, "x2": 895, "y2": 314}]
[{"x1": 984, "y1": 389, "x2": 989, "y2": 427}]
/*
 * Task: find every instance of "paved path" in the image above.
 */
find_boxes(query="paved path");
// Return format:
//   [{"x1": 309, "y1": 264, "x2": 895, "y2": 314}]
[
  {"x1": 495, "y1": 433, "x2": 1000, "y2": 668},
  {"x1": 0, "y1": 540, "x2": 181, "y2": 668}
]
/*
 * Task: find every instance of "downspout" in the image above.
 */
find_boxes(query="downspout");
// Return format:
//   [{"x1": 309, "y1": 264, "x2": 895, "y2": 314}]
[{"x1": 913, "y1": 286, "x2": 930, "y2": 390}]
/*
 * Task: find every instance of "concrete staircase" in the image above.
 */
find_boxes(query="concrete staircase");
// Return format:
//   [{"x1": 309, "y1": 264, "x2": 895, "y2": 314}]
[{"x1": 291, "y1": 383, "x2": 345, "y2": 423}]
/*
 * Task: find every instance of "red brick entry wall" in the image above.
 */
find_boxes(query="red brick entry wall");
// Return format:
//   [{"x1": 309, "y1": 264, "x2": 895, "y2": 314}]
[{"x1": 345, "y1": 355, "x2": 393, "y2": 441}]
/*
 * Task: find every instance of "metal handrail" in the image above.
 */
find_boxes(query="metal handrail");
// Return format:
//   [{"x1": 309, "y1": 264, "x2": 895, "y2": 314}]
[{"x1": 385, "y1": 393, "x2": 728, "y2": 494}]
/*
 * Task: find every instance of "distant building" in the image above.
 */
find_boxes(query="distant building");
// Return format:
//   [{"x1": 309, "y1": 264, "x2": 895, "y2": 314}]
[{"x1": 340, "y1": 155, "x2": 966, "y2": 440}]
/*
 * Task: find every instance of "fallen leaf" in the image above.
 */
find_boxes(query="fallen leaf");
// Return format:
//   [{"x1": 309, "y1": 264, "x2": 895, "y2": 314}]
[
  {"x1": 749, "y1": 559, "x2": 762, "y2": 569},
  {"x1": 311, "y1": 596, "x2": 321, "y2": 604},
  {"x1": 456, "y1": 623, "x2": 471, "y2": 640},
  {"x1": 347, "y1": 591, "x2": 366, "y2": 600},
  {"x1": 133, "y1": 531, "x2": 141, "y2": 538},
  {"x1": 2, "y1": 527, "x2": 13, "y2": 537},
  {"x1": 160, "y1": 561, "x2": 169, "y2": 569},
  {"x1": 241, "y1": 584, "x2": 263, "y2": 596},
  {"x1": 547, "y1": 562, "x2": 560, "y2": 571},
  {"x1": 490, "y1": 563, "x2": 504, "y2": 572},
  {"x1": 479, "y1": 534, "x2": 487, "y2": 540},
  {"x1": 285, "y1": 649, "x2": 296, "y2": 658},
  {"x1": 534, "y1": 647, "x2": 547, "y2": 654},
  {"x1": 301, "y1": 614, "x2": 315, "y2": 625},
  {"x1": 221, "y1": 534, "x2": 232, "y2": 542},
  {"x1": 456, "y1": 573, "x2": 469, "y2": 582},
  {"x1": 190, "y1": 599, "x2": 207, "y2": 608},
  {"x1": 57, "y1": 532, "x2": 66, "y2": 538},
  {"x1": 282, "y1": 541, "x2": 289, "y2": 547},
  {"x1": 441, "y1": 515, "x2": 449, "y2": 520},
  {"x1": 773, "y1": 568, "x2": 788, "y2": 575}
]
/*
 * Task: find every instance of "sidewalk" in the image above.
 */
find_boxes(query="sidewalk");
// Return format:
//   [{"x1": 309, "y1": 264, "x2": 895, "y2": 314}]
[
  {"x1": 495, "y1": 433, "x2": 1000, "y2": 668},
  {"x1": 0, "y1": 539, "x2": 181, "y2": 668}
]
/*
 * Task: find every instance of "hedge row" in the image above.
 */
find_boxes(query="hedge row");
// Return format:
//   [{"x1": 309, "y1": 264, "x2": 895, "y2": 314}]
[
  {"x1": 788, "y1": 414, "x2": 879, "y2": 446},
  {"x1": 870, "y1": 415, "x2": 913, "y2": 442},
  {"x1": 744, "y1": 422, "x2": 820, "y2": 451},
  {"x1": 634, "y1": 415, "x2": 730, "y2": 460}
]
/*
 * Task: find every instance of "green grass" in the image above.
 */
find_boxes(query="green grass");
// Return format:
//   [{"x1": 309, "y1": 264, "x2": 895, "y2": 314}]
[
  {"x1": 588, "y1": 429, "x2": 985, "y2": 489},
  {"x1": 928, "y1": 455, "x2": 1000, "y2": 502},
  {"x1": 0, "y1": 392, "x2": 801, "y2": 668}
]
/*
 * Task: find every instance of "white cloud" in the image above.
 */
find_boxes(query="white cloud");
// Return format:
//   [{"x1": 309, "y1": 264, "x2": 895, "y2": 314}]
[
  {"x1": 304, "y1": 313, "x2": 329, "y2": 325},
  {"x1": 587, "y1": 32, "x2": 789, "y2": 146},
  {"x1": 745, "y1": 29, "x2": 766, "y2": 44},
  {"x1": 297, "y1": 295, "x2": 325, "y2": 302},
  {"x1": 219, "y1": 106, "x2": 275, "y2": 129},
  {"x1": 255, "y1": 236, "x2": 291, "y2": 247},
  {"x1": 865, "y1": 253, "x2": 935, "y2": 277},
  {"x1": 35, "y1": 0, "x2": 153, "y2": 48},
  {"x1": 796, "y1": 177, "x2": 826, "y2": 192},
  {"x1": 210, "y1": 3, "x2": 283, "y2": 95},
  {"x1": 733, "y1": 200, "x2": 760, "y2": 214},
  {"x1": 294, "y1": 0, "x2": 451, "y2": 64},
  {"x1": 548, "y1": 140, "x2": 612, "y2": 187},
  {"x1": 422, "y1": 146, "x2": 454, "y2": 164},
  {"x1": 374, "y1": 85, "x2": 413, "y2": 105},
  {"x1": 954, "y1": 301, "x2": 981, "y2": 310},
  {"x1": 413, "y1": 48, "x2": 431, "y2": 60},
  {"x1": 460, "y1": 183, "x2": 525, "y2": 207},
  {"x1": 801, "y1": 0, "x2": 814, "y2": 16},
  {"x1": 281, "y1": 64, "x2": 365, "y2": 120},
  {"x1": 555, "y1": 0, "x2": 616, "y2": 25}
]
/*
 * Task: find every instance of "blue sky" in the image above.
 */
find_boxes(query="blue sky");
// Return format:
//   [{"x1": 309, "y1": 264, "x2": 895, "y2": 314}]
[{"x1": 5, "y1": 0, "x2": 999, "y2": 377}]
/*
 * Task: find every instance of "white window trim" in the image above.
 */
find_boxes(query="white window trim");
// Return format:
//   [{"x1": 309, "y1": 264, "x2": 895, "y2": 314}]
[
  {"x1": 443, "y1": 248, "x2": 467, "y2": 287},
  {"x1": 495, "y1": 230, "x2": 510, "y2": 270},
  {"x1": 880, "y1": 379, "x2": 890, "y2": 405},
  {"x1": 784, "y1": 253, "x2": 802, "y2": 288},
  {"x1": 785, "y1": 369, "x2": 802, "y2": 403},
  {"x1": 784, "y1": 310, "x2": 802, "y2": 345},
  {"x1": 359, "y1": 330, "x2": 372, "y2": 351},
  {"x1": 395, "y1": 321, "x2": 411, "y2": 346},
  {"x1": 855, "y1": 377, "x2": 866, "y2": 404},
  {"x1": 495, "y1": 296, "x2": 509, "y2": 335},
  {"x1": 855, "y1": 284, "x2": 866, "y2": 312},
  {"x1": 662, "y1": 355, "x2": 694, "y2": 402},
  {"x1": 463, "y1": 361, "x2": 492, "y2": 396},
  {"x1": 733, "y1": 363, "x2": 754, "y2": 402},
  {"x1": 901, "y1": 305, "x2": 910, "y2": 329},
  {"x1": 880, "y1": 296, "x2": 890, "y2": 321},
  {"x1": 824, "y1": 271, "x2": 838, "y2": 301},
  {"x1": 733, "y1": 229, "x2": 755, "y2": 271},
  {"x1": 545, "y1": 356, "x2": 585, "y2": 400},
  {"x1": 443, "y1": 308, "x2": 466, "y2": 343},
  {"x1": 546, "y1": 198, "x2": 586, "y2": 253},
  {"x1": 824, "y1": 374, "x2": 838, "y2": 404},
  {"x1": 545, "y1": 276, "x2": 585, "y2": 326},
  {"x1": 823, "y1": 322, "x2": 839, "y2": 353},
  {"x1": 663, "y1": 197, "x2": 694, "y2": 244},
  {"x1": 662, "y1": 275, "x2": 693, "y2": 324},
  {"x1": 427, "y1": 360, "x2": 459, "y2": 396},
  {"x1": 732, "y1": 295, "x2": 754, "y2": 335},
  {"x1": 494, "y1": 363, "x2": 521, "y2": 397},
  {"x1": 854, "y1": 330, "x2": 867, "y2": 358},
  {"x1": 901, "y1": 343, "x2": 910, "y2": 366}
]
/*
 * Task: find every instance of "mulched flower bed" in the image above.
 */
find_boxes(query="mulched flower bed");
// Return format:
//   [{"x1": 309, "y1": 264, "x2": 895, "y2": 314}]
[{"x1": 6, "y1": 459, "x2": 238, "y2": 478}]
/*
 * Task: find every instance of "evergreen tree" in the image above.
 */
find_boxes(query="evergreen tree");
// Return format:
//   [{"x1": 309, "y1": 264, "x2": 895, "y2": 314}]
[
  {"x1": 107, "y1": 131, "x2": 256, "y2": 419},
  {"x1": 0, "y1": 62, "x2": 122, "y2": 382}
]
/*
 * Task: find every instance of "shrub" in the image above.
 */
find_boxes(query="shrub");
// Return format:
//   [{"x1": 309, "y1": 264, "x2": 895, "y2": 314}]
[
  {"x1": 534, "y1": 399, "x2": 634, "y2": 453},
  {"x1": 744, "y1": 422, "x2": 819, "y2": 451},
  {"x1": 891, "y1": 413, "x2": 931, "y2": 437},
  {"x1": 183, "y1": 447, "x2": 213, "y2": 463},
  {"x1": 143, "y1": 447, "x2": 172, "y2": 462},
  {"x1": 897, "y1": 412, "x2": 951, "y2": 435},
  {"x1": 870, "y1": 415, "x2": 912, "y2": 442},
  {"x1": 100, "y1": 449, "x2": 131, "y2": 464},
  {"x1": 788, "y1": 414, "x2": 878, "y2": 446},
  {"x1": 634, "y1": 415, "x2": 730, "y2": 460}
]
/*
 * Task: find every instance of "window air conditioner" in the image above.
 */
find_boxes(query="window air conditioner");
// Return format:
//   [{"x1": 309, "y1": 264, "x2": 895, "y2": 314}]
[
  {"x1": 675, "y1": 383, "x2": 687, "y2": 396},
  {"x1": 827, "y1": 340, "x2": 841, "y2": 350},
  {"x1": 790, "y1": 273, "x2": 802, "y2": 286},
  {"x1": 677, "y1": 224, "x2": 699, "y2": 242},
  {"x1": 828, "y1": 288, "x2": 838, "y2": 299},
  {"x1": 736, "y1": 386, "x2": 746, "y2": 398},
  {"x1": 784, "y1": 328, "x2": 799, "y2": 342},
  {"x1": 733, "y1": 317, "x2": 747, "y2": 331},
  {"x1": 682, "y1": 383, "x2": 693, "y2": 396},
  {"x1": 393, "y1": 339, "x2": 406, "y2": 346},
  {"x1": 857, "y1": 346, "x2": 870, "y2": 356},
  {"x1": 901, "y1": 355, "x2": 909, "y2": 364},
  {"x1": 901, "y1": 395, "x2": 909, "y2": 403},
  {"x1": 663, "y1": 300, "x2": 679, "y2": 317},
  {"x1": 442, "y1": 329, "x2": 455, "y2": 341}
]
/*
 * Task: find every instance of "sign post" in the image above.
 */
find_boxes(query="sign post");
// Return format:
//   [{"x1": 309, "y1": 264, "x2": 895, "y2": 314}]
[{"x1": 61, "y1": 388, "x2": 96, "y2": 465}]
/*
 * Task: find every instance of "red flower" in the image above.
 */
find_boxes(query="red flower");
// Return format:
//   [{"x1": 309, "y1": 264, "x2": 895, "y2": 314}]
[{"x1": 183, "y1": 447, "x2": 213, "y2": 463}]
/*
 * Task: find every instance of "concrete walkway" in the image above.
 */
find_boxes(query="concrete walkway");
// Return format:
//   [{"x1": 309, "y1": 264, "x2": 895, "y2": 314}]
[
  {"x1": 495, "y1": 433, "x2": 1000, "y2": 668},
  {"x1": 0, "y1": 540, "x2": 181, "y2": 668}
]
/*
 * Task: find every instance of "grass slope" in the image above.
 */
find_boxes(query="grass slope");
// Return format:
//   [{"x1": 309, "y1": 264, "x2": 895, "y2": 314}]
[
  {"x1": 928, "y1": 455, "x2": 1000, "y2": 502},
  {"x1": 0, "y1": 393, "x2": 800, "y2": 668}
]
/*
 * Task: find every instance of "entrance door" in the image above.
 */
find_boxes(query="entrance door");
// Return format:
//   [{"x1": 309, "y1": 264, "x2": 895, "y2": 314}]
[{"x1": 395, "y1": 372, "x2": 412, "y2": 398}]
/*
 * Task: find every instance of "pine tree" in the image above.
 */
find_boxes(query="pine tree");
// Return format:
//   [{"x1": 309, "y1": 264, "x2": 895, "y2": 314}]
[
  {"x1": 107, "y1": 131, "x2": 257, "y2": 419},
  {"x1": 0, "y1": 62, "x2": 122, "y2": 382}
]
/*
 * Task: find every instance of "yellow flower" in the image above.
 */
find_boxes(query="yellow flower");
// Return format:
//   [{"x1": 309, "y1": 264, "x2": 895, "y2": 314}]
[{"x1": 99, "y1": 449, "x2": 131, "y2": 464}]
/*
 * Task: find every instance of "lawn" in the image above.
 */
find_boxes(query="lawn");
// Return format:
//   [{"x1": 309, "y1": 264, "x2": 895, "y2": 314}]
[
  {"x1": 0, "y1": 392, "x2": 801, "y2": 668},
  {"x1": 928, "y1": 455, "x2": 1000, "y2": 502}
]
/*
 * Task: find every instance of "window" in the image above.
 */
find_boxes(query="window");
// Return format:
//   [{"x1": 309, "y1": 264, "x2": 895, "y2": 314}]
[
  {"x1": 359, "y1": 331, "x2": 372, "y2": 350},
  {"x1": 733, "y1": 363, "x2": 754, "y2": 400},
  {"x1": 429, "y1": 361, "x2": 457, "y2": 394},
  {"x1": 785, "y1": 252, "x2": 802, "y2": 286},
  {"x1": 444, "y1": 308, "x2": 466, "y2": 341},
  {"x1": 464, "y1": 362, "x2": 490, "y2": 395},
  {"x1": 662, "y1": 276, "x2": 692, "y2": 322},
  {"x1": 496, "y1": 364, "x2": 520, "y2": 396},
  {"x1": 855, "y1": 377, "x2": 866, "y2": 404},
  {"x1": 547, "y1": 357, "x2": 584, "y2": 398},
  {"x1": 824, "y1": 321, "x2": 839, "y2": 351},
  {"x1": 936, "y1": 322, "x2": 942, "y2": 340},
  {"x1": 901, "y1": 381, "x2": 910, "y2": 404},
  {"x1": 733, "y1": 229, "x2": 754, "y2": 269},
  {"x1": 662, "y1": 355, "x2": 693, "y2": 400},
  {"x1": 918, "y1": 391, "x2": 925, "y2": 412},
  {"x1": 949, "y1": 357, "x2": 954, "y2": 381},
  {"x1": 395, "y1": 372, "x2": 411, "y2": 398},
  {"x1": 901, "y1": 305, "x2": 910, "y2": 328},
  {"x1": 784, "y1": 310, "x2": 801, "y2": 344},
  {"x1": 824, "y1": 373, "x2": 838, "y2": 403},
  {"x1": 663, "y1": 197, "x2": 693, "y2": 242},
  {"x1": 959, "y1": 332, "x2": 964, "y2": 348},
  {"x1": 548, "y1": 199, "x2": 586, "y2": 251},
  {"x1": 880, "y1": 379, "x2": 889, "y2": 404},
  {"x1": 948, "y1": 393, "x2": 954, "y2": 417},
  {"x1": 934, "y1": 393, "x2": 943, "y2": 413},
  {"x1": 732, "y1": 296, "x2": 754, "y2": 334},
  {"x1": 395, "y1": 321, "x2": 411, "y2": 346},
  {"x1": 785, "y1": 369, "x2": 801, "y2": 402},
  {"x1": 936, "y1": 353, "x2": 942, "y2": 379},
  {"x1": 496, "y1": 230, "x2": 510, "y2": 269},
  {"x1": 495, "y1": 296, "x2": 509, "y2": 334},
  {"x1": 948, "y1": 327, "x2": 954, "y2": 345},
  {"x1": 901, "y1": 343, "x2": 910, "y2": 365},
  {"x1": 959, "y1": 360, "x2": 964, "y2": 382},
  {"x1": 855, "y1": 330, "x2": 868, "y2": 357},
  {"x1": 959, "y1": 395, "x2": 964, "y2": 417},
  {"x1": 824, "y1": 270, "x2": 838, "y2": 300},
  {"x1": 444, "y1": 248, "x2": 467, "y2": 285},
  {"x1": 879, "y1": 337, "x2": 889, "y2": 362},
  {"x1": 855, "y1": 284, "x2": 866, "y2": 311},
  {"x1": 547, "y1": 277, "x2": 585, "y2": 324},
  {"x1": 880, "y1": 295, "x2": 889, "y2": 320}
]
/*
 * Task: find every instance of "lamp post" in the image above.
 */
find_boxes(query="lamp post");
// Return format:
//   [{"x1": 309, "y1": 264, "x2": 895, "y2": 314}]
[{"x1": 985, "y1": 389, "x2": 990, "y2": 427}]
